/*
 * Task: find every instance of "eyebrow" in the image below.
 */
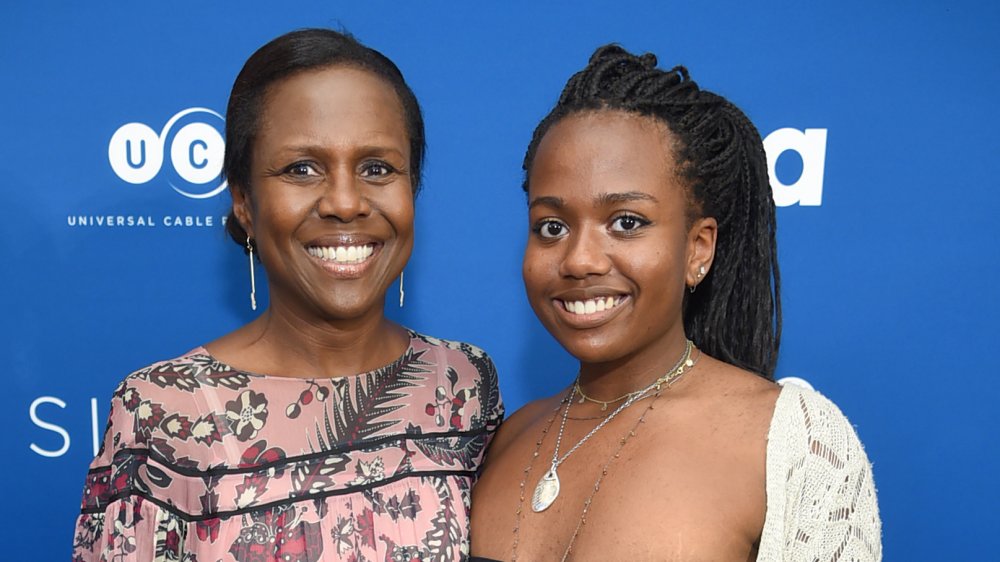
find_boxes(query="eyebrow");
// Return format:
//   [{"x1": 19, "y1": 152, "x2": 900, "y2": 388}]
[
  {"x1": 279, "y1": 144, "x2": 406, "y2": 160},
  {"x1": 528, "y1": 196, "x2": 566, "y2": 210},
  {"x1": 528, "y1": 191, "x2": 658, "y2": 209},
  {"x1": 597, "y1": 191, "x2": 659, "y2": 205}
]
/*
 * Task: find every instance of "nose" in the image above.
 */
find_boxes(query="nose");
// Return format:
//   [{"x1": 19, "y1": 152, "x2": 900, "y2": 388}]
[
  {"x1": 558, "y1": 227, "x2": 612, "y2": 279},
  {"x1": 316, "y1": 170, "x2": 371, "y2": 222}
]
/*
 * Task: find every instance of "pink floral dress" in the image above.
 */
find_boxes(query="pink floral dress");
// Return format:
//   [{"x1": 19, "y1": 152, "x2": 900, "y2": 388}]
[{"x1": 72, "y1": 332, "x2": 503, "y2": 562}]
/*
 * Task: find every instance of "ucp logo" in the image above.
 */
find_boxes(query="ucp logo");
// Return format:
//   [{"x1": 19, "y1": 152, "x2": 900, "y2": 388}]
[
  {"x1": 763, "y1": 128, "x2": 827, "y2": 207},
  {"x1": 108, "y1": 107, "x2": 227, "y2": 199}
]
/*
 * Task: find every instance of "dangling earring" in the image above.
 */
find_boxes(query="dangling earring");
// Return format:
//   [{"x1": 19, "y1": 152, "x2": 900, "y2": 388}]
[
  {"x1": 246, "y1": 235, "x2": 257, "y2": 311},
  {"x1": 398, "y1": 270, "x2": 405, "y2": 308}
]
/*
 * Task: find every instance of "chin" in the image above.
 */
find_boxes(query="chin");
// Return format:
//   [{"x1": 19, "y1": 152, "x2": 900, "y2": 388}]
[
  {"x1": 312, "y1": 295, "x2": 383, "y2": 321},
  {"x1": 553, "y1": 331, "x2": 626, "y2": 365}
]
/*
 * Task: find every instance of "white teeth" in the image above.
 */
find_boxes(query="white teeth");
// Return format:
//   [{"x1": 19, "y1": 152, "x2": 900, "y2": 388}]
[
  {"x1": 562, "y1": 296, "x2": 624, "y2": 316},
  {"x1": 308, "y1": 245, "x2": 375, "y2": 264}
]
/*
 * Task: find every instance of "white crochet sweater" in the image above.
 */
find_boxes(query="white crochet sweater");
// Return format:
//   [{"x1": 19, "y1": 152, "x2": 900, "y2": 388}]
[{"x1": 757, "y1": 384, "x2": 882, "y2": 561}]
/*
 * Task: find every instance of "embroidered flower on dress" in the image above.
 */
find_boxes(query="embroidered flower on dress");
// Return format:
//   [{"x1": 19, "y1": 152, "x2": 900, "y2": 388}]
[{"x1": 225, "y1": 390, "x2": 268, "y2": 441}]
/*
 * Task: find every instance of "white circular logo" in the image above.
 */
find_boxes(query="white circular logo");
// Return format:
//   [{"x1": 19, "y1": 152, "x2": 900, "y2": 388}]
[
  {"x1": 108, "y1": 107, "x2": 228, "y2": 199},
  {"x1": 170, "y1": 122, "x2": 225, "y2": 185},
  {"x1": 108, "y1": 123, "x2": 164, "y2": 184}
]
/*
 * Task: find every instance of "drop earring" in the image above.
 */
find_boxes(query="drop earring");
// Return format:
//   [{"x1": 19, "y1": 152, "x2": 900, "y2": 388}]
[
  {"x1": 247, "y1": 235, "x2": 257, "y2": 311},
  {"x1": 399, "y1": 270, "x2": 405, "y2": 308}
]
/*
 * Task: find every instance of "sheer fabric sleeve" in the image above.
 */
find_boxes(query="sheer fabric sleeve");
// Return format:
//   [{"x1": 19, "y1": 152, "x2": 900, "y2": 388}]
[
  {"x1": 71, "y1": 379, "x2": 162, "y2": 562},
  {"x1": 758, "y1": 385, "x2": 882, "y2": 561},
  {"x1": 480, "y1": 353, "x2": 505, "y2": 437}
]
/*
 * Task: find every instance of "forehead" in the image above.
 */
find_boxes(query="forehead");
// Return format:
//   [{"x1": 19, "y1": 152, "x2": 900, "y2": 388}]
[
  {"x1": 529, "y1": 110, "x2": 681, "y2": 201},
  {"x1": 257, "y1": 65, "x2": 407, "y2": 146}
]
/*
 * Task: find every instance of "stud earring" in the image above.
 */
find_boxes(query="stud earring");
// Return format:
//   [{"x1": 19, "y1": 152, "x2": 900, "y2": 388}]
[
  {"x1": 399, "y1": 270, "x2": 405, "y2": 308},
  {"x1": 246, "y1": 235, "x2": 257, "y2": 311},
  {"x1": 689, "y1": 265, "x2": 707, "y2": 294}
]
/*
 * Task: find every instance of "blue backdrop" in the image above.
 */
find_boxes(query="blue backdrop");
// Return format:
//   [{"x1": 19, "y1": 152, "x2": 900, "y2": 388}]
[{"x1": 3, "y1": 1, "x2": 998, "y2": 559}]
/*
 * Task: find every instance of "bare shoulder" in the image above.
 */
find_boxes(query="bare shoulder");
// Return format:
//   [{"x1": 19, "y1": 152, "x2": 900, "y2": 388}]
[
  {"x1": 689, "y1": 355, "x2": 781, "y2": 418},
  {"x1": 484, "y1": 390, "x2": 566, "y2": 461}
]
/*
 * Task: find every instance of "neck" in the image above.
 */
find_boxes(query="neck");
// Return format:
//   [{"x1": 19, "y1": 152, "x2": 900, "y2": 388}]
[
  {"x1": 246, "y1": 297, "x2": 407, "y2": 378},
  {"x1": 576, "y1": 332, "x2": 692, "y2": 402}
]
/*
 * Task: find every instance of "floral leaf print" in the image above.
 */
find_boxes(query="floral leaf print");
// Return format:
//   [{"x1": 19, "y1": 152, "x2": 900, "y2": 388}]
[
  {"x1": 72, "y1": 514, "x2": 104, "y2": 552},
  {"x1": 285, "y1": 381, "x2": 332, "y2": 419},
  {"x1": 330, "y1": 514, "x2": 355, "y2": 555},
  {"x1": 379, "y1": 535, "x2": 431, "y2": 562},
  {"x1": 135, "y1": 399, "x2": 167, "y2": 444},
  {"x1": 160, "y1": 412, "x2": 194, "y2": 440},
  {"x1": 239, "y1": 440, "x2": 287, "y2": 472},
  {"x1": 289, "y1": 454, "x2": 351, "y2": 497},
  {"x1": 134, "y1": 354, "x2": 251, "y2": 393},
  {"x1": 108, "y1": 497, "x2": 146, "y2": 557},
  {"x1": 196, "y1": 517, "x2": 220, "y2": 543},
  {"x1": 191, "y1": 413, "x2": 229, "y2": 446},
  {"x1": 315, "y1": 348, "x2": 429, "y2": 448},
  {"x1": 154, "y1": 512, "x2": 187, "y2": 561},
  {"x1": 425, "y1": 377, "x2": 476, "y2": 430},
  {"x1": 224, "y1": 390, "x2": 268, "y2": 441},
  {"x1": 312, "y1": 497, "x2": 329, "y2": 519},
  {"x1": 233, "y1": 440, "x2": 287, "y2": 508},
  {"x1": 228, "y1": 505, "x2": 324, "y2": 562},
  {"x1": 148, "y1": 437, "x2": 178, "y2": 465},
  {"x1": 356, "y1": 507, "x2": 376, "y2": 550},
  {"x1": 413, "y1": 433, "x2": 485, "y2": 469},
  {"x1": 348, "y1": 457, "x2": 385, "y2": 486},
  {"x1": 370, "y1": 489, "x2": 423, "y2": 521},
  {"x1": 422, "y1": 478, "x2": 461, "y2": 562}
]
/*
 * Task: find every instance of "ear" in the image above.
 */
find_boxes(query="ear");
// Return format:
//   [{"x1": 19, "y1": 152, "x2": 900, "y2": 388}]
[
  {"x1": 685, "y1": 216, "x2": 717, "y2": 288},
  {"x1": 230, "y1": 183, "x2": 254, "y2": 238}
]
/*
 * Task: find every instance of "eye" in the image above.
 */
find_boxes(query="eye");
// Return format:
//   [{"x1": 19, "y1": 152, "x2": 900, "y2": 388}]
[
  {"x1": 282, "y1": 161, "x2": 319, "y2": 177},
  {"x1": 360, "y1": 160, "x2": 398, "y2": 179},
  {"x1": 609, "y1": 214, "x2": 650, "y2": 233},
  {"x1": 532, "y1": 219, "x2": 568, "y2": 239}
]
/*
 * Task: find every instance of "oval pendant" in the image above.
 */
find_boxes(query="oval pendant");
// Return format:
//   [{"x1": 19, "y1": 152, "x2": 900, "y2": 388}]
[{"x1": 531, "y1": 467, "x2": 560, "y2": 512}]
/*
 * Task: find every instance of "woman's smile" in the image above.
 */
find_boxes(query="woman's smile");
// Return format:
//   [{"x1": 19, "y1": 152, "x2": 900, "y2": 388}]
[{"x1": 551, "y1": 293, "x2": 630, "y2": 328}]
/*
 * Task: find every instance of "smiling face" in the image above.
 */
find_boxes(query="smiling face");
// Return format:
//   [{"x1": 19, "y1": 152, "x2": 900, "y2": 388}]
[
  {"x1": 232, "y1": 65, "x2": 414, "y2": 322},
  {"x1": 523, "y1": 110, "x2": 717, "y2": 367}
]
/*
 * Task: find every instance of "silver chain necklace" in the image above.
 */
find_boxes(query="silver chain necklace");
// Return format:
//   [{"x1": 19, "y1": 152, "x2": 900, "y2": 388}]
[{"x1": 530, "y1": 340, "x2": 694, "y2": 512}]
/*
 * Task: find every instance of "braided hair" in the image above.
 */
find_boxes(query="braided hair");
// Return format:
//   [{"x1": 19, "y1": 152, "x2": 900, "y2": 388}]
[{"x1": 523, "y1": 45, "x2": 781, "y2": 379}]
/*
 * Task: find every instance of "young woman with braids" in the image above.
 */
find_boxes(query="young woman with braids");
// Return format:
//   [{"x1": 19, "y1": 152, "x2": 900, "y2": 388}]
[{"x1": 470, "y1": 45, "x2": 881, "y2": 561}]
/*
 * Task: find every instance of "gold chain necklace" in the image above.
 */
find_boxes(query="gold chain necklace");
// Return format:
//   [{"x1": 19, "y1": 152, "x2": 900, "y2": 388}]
[
  {"x1": 573, "y1": 381, "x2": 634, "y2": 411},
  {"x1": 510, "y1": 343, "x2": 698, "y2": 561},
  {"x1": 530, "y1": 341, "x2": 694, "y2": 513}
]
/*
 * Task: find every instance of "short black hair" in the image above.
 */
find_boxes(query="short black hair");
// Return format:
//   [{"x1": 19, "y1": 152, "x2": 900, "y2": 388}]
[
  {"x1": 524, "y1": 44, "x2": 781, "y2": 378},
  {"x1": 223, "y1": 28, "x2": 426, "y2": 247}
]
